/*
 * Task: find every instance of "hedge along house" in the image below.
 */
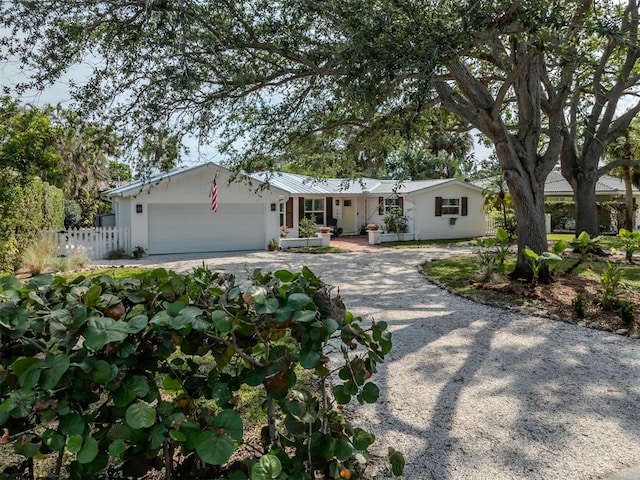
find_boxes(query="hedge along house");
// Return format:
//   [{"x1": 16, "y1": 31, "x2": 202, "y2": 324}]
[{"x1": 104, "y1": 163, "x2": 486, "y2": 255}]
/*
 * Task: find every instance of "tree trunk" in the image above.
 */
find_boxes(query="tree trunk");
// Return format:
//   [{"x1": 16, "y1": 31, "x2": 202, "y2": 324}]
[
  {"x1": 573, "y1": 174, "x2": 600, "y2": 236},
  {"x1": 623, "y1": 165, "x2": 634, "y2": 231},
  {"x1": 504, "y1": 170, "x2": 549, "y2": 282}
]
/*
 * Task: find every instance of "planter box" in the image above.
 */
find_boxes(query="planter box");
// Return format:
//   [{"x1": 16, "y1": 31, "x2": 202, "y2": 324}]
[
  {"x1": 368, "y1": 231, "x2": 416, "y2": 244},
  {"x1": 280, "y1": 233, "x2": 329, "y2": 249}
]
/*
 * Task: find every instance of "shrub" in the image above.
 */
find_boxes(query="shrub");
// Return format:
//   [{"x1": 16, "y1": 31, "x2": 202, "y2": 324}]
[
  {"x1": 572, "y1": 294, "x2": 587, "y2": 319},
  {"x1": 383, "y1": 206, "x2": 408, "y2": 236},
  {"x1": 105, "y1": 248, "x2": 129, "y2": 260},
  {"x1": 20, "y1": 234, "x2": 58, "y2": 275},
  {"x1": 298, "y1": 216, "x2": 318, "y2": 246},
  {"x1": 617, "y1": 300, "x2": 635, "y2": 326},
  {"x1": 0, "y1": 266, "x2": 404, "y2": 479},
  {"x1": 132, "y1": 245, "x2": 146, "y2": 259}
]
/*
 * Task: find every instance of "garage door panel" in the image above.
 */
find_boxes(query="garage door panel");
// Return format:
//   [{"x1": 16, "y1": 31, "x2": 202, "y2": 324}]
[{"x1": 148, "y1": 203, "x2": 265, "y2": 254}]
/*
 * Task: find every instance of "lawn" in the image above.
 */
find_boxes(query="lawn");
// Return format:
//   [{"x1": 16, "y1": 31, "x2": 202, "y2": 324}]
[{"x1": 422, "y1": 250, "x2": 640, "y2": 334}]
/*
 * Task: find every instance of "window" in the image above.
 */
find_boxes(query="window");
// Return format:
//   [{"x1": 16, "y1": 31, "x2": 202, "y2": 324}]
[
  {"x1": 279, "y1": 202, "x2": 285, "y2": 227},
  {"x1": 435, "y1": 196, "x2": 468, "y2": 216},
  {"x1": 441, "y1": 198, "x2": 460, "y2": 215},
  {"x1": 378, "y1": 196, "x2": 404, "y2": 215},
  {"x1": 304, "y1": 198, "x2": 325, "y2": 224}
]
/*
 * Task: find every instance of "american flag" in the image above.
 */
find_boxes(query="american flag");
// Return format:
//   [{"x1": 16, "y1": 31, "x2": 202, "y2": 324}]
[{"x1": 210, "y1": 179, "x2": 218, "y2": 212}]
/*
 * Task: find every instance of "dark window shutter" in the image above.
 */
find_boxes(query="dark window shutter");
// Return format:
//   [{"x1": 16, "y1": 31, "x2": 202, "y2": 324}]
[
  {"x1": 435, "y1": 197, "x2": 442, "y2": 216},
  {"x1": 298, "y1": 197, "x2": 305, "y2": 221},
  {"x1": 286, "y1": 198, "x2": 294, "y2": 227},
  {"x1": 461, "y1": 196, "x2": 468, "y2": 216},
  {"x1": 398, "y1": 197, "x2": 404, "y2": 213},
  {"x1": 326, "y1": 197, "x2": 333, "y2": 223},
  {"x1": 378, "y1": 197, "x2": 384, "y2": 215}
]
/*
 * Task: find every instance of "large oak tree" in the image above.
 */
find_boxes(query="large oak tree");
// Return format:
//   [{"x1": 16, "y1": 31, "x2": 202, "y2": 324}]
[{"x1": 2, "y1": 0, "x2": 639, "y2": 277}]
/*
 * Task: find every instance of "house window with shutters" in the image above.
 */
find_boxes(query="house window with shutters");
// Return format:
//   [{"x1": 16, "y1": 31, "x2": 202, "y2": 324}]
[
  {"x1": 435, "y1": 196, "x2": 468, "y2": 216},
  {"x1": 304, "y1": 198, "x2": 325, "y2": 224}
]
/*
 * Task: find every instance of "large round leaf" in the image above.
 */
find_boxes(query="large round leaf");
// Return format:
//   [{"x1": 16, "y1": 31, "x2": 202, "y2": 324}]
[
  {"x1": 360, "y1": 382, "x2": 380, "y2": 404},
  {"x1": 299, "y1": 348, "x2": 321, "y2": 369},
  {"x1": 213, "y1": 409, "x2": 243, "y2": 442},
  {"x1": 39, "y1": 354, "x2": 70, "y2": 390},
  {"x1": 125, "y1": 402, "x2": 156, "y2": 429},
  {"x1": 251, "y1": 454, "x2": 282, "y2": 480},
  {"x1": 77, "y1": 436, "x2": 98, "y2": 464},
  {"x1": 194, "y1": 430, "x2": 236, "y2": 465}
]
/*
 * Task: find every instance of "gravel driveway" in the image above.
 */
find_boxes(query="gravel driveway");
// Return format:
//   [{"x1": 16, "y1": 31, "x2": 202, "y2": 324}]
[{"x1": 97, "y1": 248, "x2": 640, "y2": 479}]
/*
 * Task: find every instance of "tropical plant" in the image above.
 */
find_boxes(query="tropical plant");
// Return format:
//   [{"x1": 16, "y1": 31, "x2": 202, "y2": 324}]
[
  {"x1": 474, "y1": 227, "x2": 513, "y2": 282},
  {"x1": 569, "y1": 231, "x2": 602, "y2": 262},
  {"x1": 0, "y1": 266, "x2": 404, "y2": 479},
  {"x1": 522, "y1": 247, "x2": 563, "y2": 285},
  {"x1": 601, "y1": 261, "x2": 624, "y2": 310},
  {"x1": 617, "y1": 228, "x2": 640, "y2": 263}
]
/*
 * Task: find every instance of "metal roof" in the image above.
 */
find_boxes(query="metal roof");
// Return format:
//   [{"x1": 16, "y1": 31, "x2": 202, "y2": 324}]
[
  {"x1": 545, "y1": 170, "x2": 637, "y2": 195},
  {"x1": 105, "y1": 162, "x2": 483, "y2": 198}
]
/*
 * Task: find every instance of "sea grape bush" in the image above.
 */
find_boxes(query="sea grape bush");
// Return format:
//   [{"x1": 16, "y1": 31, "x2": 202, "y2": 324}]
[{"x1": 0, "y1": 266, "x2": 404, "y2": 479}]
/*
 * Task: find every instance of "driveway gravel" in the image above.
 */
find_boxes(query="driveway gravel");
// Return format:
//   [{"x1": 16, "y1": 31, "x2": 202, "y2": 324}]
[{"x1": 96, "y1": 248, "x2": 640, "y2": 480}]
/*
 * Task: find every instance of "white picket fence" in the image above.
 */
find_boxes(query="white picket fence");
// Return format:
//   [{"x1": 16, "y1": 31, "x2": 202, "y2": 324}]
[{"x1": 44, "y1": 227, "x2": 131, "y2": 260}]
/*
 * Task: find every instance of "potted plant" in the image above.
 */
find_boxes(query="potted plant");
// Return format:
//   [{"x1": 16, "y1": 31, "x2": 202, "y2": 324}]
[
  {"x1": 367, "y1": 223, "x2": 379, "y2": 231},
  {"x1": 268, "y1": 238, "x2": 279, "y2": 251},
  {"x1": 319, "y1": 226, "x2": 331, "y2": 234}
]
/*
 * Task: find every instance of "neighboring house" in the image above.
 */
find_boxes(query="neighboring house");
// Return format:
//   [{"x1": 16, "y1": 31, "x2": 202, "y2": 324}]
[
  {"x1": 544, "y1": 170, "x2": 640, "y2": 230},
  {"x1": 104, "y1": 162, "x2": 486, "y2": 255}
]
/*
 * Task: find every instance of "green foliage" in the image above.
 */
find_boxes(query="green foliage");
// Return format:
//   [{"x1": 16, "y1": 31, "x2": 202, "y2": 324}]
[
  {"x1": 0, "y1": 266, "x2": 403, "y2": 479},
  {"x1": 131, "y1": 245, "x2": 146, "y2": 260},
  {"x1": 522, "y1": 247, "x2": 562, "y2": 285},
  {"x1": 601, "y1": 261, "x2": 624, "y2": 310},
  {"x1": 0, "y1": 168, "x2": 64, "y2": 272},
  {"x1": 569, "y1": 231, "x2": 602, "y2": 262},
  {"x1": 616, "y1": 300, "x2": 636, "y2": 327},
  {"x1": 298, "y1": 216, "x2": 318, "y2": 246},
  {"x1": 382, "y1": 206, "x2": 409, "y2": 235},
  {"x1": 474, "y1": 228, "x2": 513, "y2": 281},
  {"x1": 617, "y1": 228, "x2": 640, "y2": 263},
  {"x1": 64, "y1": 199, "x2": 83, "y2": 229},
  {"x1": 571, "y1": 294, "x2": 588, "y2": 319}
]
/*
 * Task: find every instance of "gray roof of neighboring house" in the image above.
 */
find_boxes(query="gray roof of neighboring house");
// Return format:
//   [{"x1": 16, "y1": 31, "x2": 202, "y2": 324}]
[{"x1": 545, "y1": 170, "x2": 638, "y2": 195}]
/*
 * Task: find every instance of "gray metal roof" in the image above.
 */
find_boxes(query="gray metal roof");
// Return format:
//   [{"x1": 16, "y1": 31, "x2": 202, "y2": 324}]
[
  {"x1": 545, "y1": 170, "x2": 637, "y2": 195},
  {"x1": 105, "y1": 162, "x2": 483, "y2": 198},
  {"x1": 105, "y1": 163, "x2": 222, "y2": 197}
]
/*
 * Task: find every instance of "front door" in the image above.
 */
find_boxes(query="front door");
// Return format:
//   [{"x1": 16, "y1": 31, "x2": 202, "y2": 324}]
[{"x1": 342, "y1": 199, "x2": 357, "y2": 234}]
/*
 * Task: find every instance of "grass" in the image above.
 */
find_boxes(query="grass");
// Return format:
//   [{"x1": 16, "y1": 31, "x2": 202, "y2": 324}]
[
  {"x1": 386, "y1": 238, "x2": 476, "y2": 248},
  {"x1": 422, "y1": 252, "x2": 640, "y2": 300},
  {"x1": 60, "y1": 267, "x2": 153, "y2": 281},
  {"x1": 281, "y1": 246, "x2": 348, "y2": 253}
]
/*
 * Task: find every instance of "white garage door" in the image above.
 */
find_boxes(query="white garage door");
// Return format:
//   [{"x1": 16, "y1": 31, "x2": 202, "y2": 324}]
[{"x1": 147, "y1": 203, "x2": 265, "y2": 254}]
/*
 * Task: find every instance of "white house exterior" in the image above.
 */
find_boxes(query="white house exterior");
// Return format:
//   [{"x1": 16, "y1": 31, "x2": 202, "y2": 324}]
[
  {"x1": 104, "y1": 163, "x2": 486, "y2": 255},
  {"x1": 105, "y1": 164, "x2": 286, "y2": 255}
]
